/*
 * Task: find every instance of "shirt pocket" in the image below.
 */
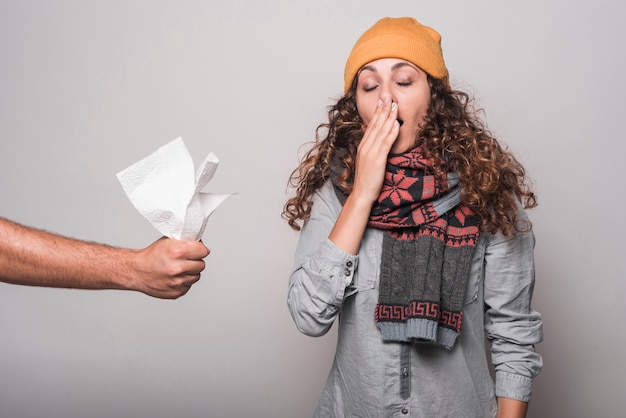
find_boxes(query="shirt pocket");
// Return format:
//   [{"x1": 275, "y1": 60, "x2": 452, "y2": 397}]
[{"x1": 463, "y1": 236, "x2": 486, "y2": 305}]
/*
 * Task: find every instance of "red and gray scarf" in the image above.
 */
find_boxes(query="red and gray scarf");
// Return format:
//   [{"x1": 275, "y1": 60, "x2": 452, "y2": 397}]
[
  {"x1": 333, "y1": 147, "x2": 480, "y2": 350},
  {"x1": 369, "y1": 148, "x2": 480, "y2": 349}
]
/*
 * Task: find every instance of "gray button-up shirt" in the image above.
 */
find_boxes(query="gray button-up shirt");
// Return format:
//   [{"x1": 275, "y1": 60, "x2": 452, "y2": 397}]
[{"x1": 288, "y1": 181, "x2": 543, "y2": 418}]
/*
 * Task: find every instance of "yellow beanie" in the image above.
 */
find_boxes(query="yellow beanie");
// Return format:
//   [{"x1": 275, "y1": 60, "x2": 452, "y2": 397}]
[{"x1": 343, "y1": 17, "x2": 448, "y2": 93}]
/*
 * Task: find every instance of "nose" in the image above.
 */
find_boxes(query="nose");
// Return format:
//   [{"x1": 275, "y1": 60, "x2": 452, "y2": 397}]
[{"x1": 378, "y1": 83, "x2": 396, "y2": 105}]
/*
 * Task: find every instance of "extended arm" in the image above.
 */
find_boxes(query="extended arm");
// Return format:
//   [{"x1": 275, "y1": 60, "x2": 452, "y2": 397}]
[{"x1": 0, "y1": 217, "x2": 209, "y2": 299}]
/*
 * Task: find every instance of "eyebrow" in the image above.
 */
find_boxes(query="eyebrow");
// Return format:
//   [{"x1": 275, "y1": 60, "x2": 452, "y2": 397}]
[{"x1": 360, "y1": 61, "x2": 421, "y2": 74}]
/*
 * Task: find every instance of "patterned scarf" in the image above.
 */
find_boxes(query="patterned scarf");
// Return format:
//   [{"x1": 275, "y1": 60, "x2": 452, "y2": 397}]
[{"x1": 365, "y1": 148, "x2": 480, "y2": 349}]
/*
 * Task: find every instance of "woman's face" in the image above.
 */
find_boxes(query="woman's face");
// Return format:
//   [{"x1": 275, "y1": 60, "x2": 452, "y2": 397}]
[{"x1": 355, "y1": 58, "x2": 431, "y2": 154}]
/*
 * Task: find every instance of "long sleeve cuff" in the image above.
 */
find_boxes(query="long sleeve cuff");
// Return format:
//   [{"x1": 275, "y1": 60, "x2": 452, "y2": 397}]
[
  {"x1": 311, "y1": 238, "x2": 358, "y2": 302},
  {"x1": 495, "y1": 370, "x2": 534, "y2": 402}
]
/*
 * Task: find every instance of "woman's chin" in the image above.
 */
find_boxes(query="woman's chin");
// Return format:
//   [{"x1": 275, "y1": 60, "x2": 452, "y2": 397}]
[{"x1": 390, "y1": 135, "x2": 415, "y2": 154}]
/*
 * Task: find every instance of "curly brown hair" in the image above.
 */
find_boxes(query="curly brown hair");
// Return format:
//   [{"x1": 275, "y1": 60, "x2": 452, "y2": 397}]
[{"x1": 282, "y1": 77, "x2": 537, "y2": 236}]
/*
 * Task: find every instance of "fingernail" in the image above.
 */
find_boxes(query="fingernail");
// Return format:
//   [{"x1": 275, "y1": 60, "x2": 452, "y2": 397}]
[
  {"x1": 377, "y1": 99, "x2": 383, "y2": 107},
  {"x1": 391, "y1": 102, "x2": 397, "y2": 111}
]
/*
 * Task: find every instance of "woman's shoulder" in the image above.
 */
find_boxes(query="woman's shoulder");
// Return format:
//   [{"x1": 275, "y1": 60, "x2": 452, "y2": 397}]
[
  {"x1": 316, "y1": 180, "x2": 340, "y2": 200},
  {"x1": 483, "y1": 201, "x2": 535, "y2": 247},
  {"x1": 309, "y1": 180, "x2": 344, "y2": 217}
]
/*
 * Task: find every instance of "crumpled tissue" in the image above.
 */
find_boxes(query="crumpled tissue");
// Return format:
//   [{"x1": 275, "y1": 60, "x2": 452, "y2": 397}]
[{"x1": 116, "y1": 137, "x2": 233, "y2": 241}]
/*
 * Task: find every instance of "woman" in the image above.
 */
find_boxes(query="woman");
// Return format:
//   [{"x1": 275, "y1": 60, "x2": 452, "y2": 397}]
[{"x1": 283, "y1": 17, "x2": 543, "y2": 418}]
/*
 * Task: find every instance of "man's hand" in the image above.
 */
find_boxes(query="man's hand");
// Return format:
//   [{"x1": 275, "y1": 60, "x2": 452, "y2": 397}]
[{"x1": 131, "y1": 237, "x2": 210, "y2": 299}]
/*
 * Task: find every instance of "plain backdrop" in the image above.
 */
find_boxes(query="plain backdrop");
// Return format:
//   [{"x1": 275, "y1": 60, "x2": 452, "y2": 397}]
[{"x1": 1, "y1": 1, "x2": 624, "y2": 417}]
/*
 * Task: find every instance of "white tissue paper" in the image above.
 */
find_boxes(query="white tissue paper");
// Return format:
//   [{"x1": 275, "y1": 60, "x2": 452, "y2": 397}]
[{"x1": 116, "y1": 137, "x2": 233, "y2": 241}]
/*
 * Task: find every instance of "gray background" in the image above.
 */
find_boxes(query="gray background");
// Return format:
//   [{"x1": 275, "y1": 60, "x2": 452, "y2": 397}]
[{"x1": 1, "y1": 1, "x2": 623, "y2": 417}]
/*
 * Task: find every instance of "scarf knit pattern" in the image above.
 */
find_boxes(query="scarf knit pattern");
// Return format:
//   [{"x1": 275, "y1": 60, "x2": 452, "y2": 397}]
[{"x1": 368, "y1": 148, "x2": 480, "y2": 350}]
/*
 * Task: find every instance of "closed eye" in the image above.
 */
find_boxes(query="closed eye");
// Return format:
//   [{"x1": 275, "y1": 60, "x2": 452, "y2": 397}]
[{"x1": 363, "y1": 85, "x2": 378, "y2": 92}]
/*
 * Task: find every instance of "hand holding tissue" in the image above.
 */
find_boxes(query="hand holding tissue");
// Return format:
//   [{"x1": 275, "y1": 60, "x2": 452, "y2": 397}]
[{"x1": 116, "y1": 137, "x2": 234, "y2": 241}]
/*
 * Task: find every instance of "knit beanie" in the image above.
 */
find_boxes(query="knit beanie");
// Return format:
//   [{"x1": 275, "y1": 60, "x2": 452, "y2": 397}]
[{"x1": 343, "y1": 17, "x2": 449, "y2": 93}]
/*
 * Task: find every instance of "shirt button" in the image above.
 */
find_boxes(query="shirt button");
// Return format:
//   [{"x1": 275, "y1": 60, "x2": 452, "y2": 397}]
[
  {"x1": 401, "y1": 407, "x2": 409, "y2": 414},
  {"x1": 402, "y1": 367, "x2": 409, "y2": 378},
  {"x1": 346, "y1": 261, "x2": 353, "y2": 267},
  {"x1": 344, "y1": 269, "x2": 351, "y2": 276}
]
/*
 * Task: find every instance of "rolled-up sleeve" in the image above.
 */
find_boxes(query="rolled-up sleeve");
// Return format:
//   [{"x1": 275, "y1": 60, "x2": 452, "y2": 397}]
[
  {"x1": 287, "y1": 183, "x2": 358, "y2": 337},
  {"x1": 483, "y1": 209, "x2": 543, "y2": 402}
]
